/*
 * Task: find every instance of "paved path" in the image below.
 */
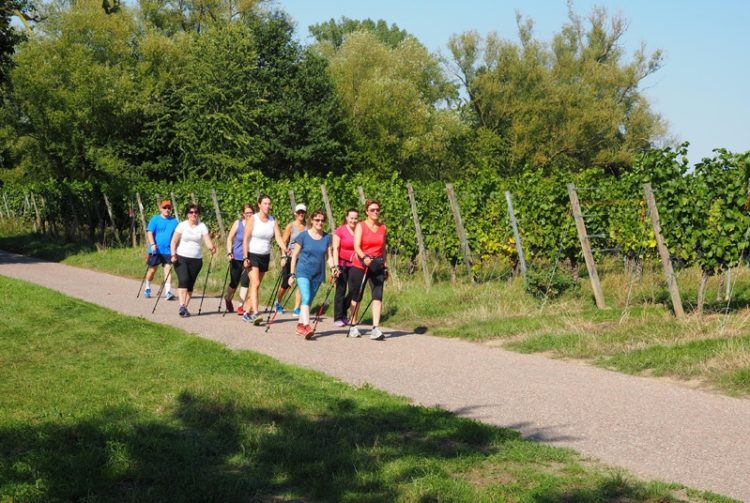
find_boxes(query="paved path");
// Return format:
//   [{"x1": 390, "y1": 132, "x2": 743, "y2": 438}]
[{"x1": 1, "y1": 250, "x2": 748, "y2": 502}]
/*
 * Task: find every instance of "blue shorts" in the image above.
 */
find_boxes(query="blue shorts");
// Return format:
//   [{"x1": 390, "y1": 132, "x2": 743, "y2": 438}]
[{"x1": 147, "y1": 253, "x2": 171, "y2": 267}]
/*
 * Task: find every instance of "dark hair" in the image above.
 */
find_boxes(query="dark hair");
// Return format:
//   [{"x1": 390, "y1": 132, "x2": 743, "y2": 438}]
[
  {"x1": 242, "y1": 203, "x2": 254, "y2": 213},
  {"x1": 342, "y1": 207, "x2": 359, "y2": 225},
  {"x1": 364, "y1": 199, "x2": 381, "y2": 213},
  {"x1": 308, "y1": 209, "x2": 326, "y2": 225},
  {"x1": 257, "y1": 194, "x2": 271, "y2": 205},
  {"x1": 185, "y1": 203, "x2": 200, "y2": 217}
]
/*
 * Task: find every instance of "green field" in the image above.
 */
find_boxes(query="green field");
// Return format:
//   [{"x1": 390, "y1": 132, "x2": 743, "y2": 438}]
[{"x1": 0, "y1": 274, "x2": 735, "y2": 502}]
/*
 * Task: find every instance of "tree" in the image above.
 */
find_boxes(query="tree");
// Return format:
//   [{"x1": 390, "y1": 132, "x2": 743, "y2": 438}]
[
  {"x1": 308, "y1": 16, "x2": 408, "y2": 49},
  {"x1": 315, "y1": 28, "x2": 465, "y2": 179},
  {"x1": 447, "y1": 5, "x2": 667, "y2": 175}
]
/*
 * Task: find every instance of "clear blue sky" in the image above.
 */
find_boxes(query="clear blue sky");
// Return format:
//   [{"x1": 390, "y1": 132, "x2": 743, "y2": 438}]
[{"x1": 275, "y1": 0, "x2": 749, "y2": 163}]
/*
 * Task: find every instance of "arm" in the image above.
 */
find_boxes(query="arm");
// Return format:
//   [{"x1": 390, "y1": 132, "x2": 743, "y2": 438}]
[
  {"x1": 202, "y1": 228, "x2": 216, "y2": 255},
  {"x1": 288, "y1": 241, "x2": 302, "y2": 284},
  {"x1": 146, "y1": 230, "x2": 157, "y2": 254},
  {"x1": 353, "y1": 223, "x2": 372, "y2": 268},
  {"x1": 242, "y1": 217, "x2": 254, "y2": 267},
  {"x1": 273, "y1": 220, "x2": 287, "y2": 254},
  {"x1": 281, "y1": 223, "x2": 292, "y2": 248},
  {"x1": 170, "y1": 230, "x2": 181, "y2": 263},
  {"x1": 326, "y1": 239, "x2": 337, "y2": 277},
  {"x1": 226, "y1": 220, "x2": 239, "y2": 260},
  {"x1": 332, "y1": 232, "x2": 341, "y2": 262}
]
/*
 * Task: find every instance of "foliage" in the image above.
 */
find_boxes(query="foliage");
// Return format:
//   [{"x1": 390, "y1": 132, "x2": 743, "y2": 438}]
[
  {"x1": 308, "y1": 16, "x2": 409, "y2": 49},
  {"x1": 525, "y1": 266, "x2": 577, "y2": 299},
  {"x1": 447, "y1": 6, "x2": 667, "y2": 175}
]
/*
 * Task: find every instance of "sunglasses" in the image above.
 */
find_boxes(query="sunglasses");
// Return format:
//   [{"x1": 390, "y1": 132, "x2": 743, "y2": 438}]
[
  {"x1": 188, "y1": 210, "x2": 200, "y2": 215},
  {"x1": 161, "y1": 206, "x2": 172, "y2": 210},
  {"x1": 243, "y1": 211, "x2": 254, "y2": 215},
  {"x1": 312, "y1": 218, "x2": 325, "y2": 223},
  {"x1": 368, "y1": 208, "x2": 381, "y2": 213}
]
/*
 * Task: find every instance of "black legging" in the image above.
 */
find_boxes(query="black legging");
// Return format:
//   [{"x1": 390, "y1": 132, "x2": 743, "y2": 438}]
[
  {"x1": 348, "y1": 266, "x2": 384, "y2": 302},
  {"x1": 334, "y1": 265, "x2": 352, "y2": 320},
  {"x1": 228, "y1": 259, "x2": 249, "y2": 289},
  {"x1": 175, "y1": 255, "x2": 203, "y2": 292}
]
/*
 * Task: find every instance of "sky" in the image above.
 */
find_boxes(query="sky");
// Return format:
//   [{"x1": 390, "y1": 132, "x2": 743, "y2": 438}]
[{"x1": 275, "y1": 0, "x2": 749, "y2": 164}]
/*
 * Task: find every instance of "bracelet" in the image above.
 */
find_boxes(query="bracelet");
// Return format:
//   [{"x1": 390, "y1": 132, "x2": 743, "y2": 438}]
[{"x1": 290, "y1": 273, "x2": 296, "y2": 278}]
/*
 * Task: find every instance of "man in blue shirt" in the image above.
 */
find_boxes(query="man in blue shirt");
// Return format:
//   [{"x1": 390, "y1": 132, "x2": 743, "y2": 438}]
[{"x1": 144, "y1": 200, "x2": 179, "y2": 299}]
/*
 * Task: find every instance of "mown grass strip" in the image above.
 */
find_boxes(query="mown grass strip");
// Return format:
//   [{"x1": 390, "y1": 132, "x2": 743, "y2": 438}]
[{"x1": 0, "y1": 275, "x2": 734, "y2": 502}]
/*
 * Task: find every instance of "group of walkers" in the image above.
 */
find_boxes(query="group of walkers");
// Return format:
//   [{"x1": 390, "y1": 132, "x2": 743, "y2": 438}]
[{"x1": 143, "y1": 195, "x2": 388, "y2": 340}]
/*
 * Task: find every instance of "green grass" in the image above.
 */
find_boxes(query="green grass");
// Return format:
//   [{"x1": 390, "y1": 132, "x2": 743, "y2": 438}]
[
  {"x1": 1, "y1": 276, "x2": 735, "y2": 502},
  {"x1": 3, "y1": 223, "x2": 750, "y2": 397}
]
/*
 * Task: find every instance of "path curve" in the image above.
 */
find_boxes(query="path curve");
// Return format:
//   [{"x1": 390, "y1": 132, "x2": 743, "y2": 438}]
[{"x1": 1, "y1": 250, "x2": 747, "y2": 501}]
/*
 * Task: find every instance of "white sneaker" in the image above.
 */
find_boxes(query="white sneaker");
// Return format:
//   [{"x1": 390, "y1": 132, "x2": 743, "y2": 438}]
[
  {"x1": 369, "y1": 327, "x2": 385, "y2": 340},
  {"x1": 348, "y1": 326, "x2": 361, "y2": 338}
]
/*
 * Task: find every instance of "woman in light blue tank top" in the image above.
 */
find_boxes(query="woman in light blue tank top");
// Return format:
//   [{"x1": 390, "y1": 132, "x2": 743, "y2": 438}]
[{"x1": 223, "y1": 203, "x2": 254, "y2": 313}]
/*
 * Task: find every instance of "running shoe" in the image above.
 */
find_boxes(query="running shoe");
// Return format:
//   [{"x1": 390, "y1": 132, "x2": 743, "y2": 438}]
[
  {"x1": 144, "y1": 288, "x2": 151, "y2": 299},
  {"x1": 237, "y1": 305, "x2": 244, "y2": 316},
  {"x1": 253, "y1": 314, "x2": 264, "y2": 326},
  {"x1": 347, "y1": 326, "x2": 361, "y2": 338},
  {"x1": 242, "y1": 312, "x2": 255, "y2": 323},
  {"x1": 178, "y1": 305, "x2": 188, "y2": 317},
  {"x1": 165, "y1": 291, "x2": 176, "y2": 301},
  {"x1": 225, "y1": 298, "x2": 234, "y2": 313},
  {"x1": 274, "y1": 301, "x2": 284, "y2": 314},
  {"x1": 292, "y1": 307, "x2": 301, "y2": 317},
  {"x1": 296, "y1": 323, "x2": 306, "y2": 336},
  {"x1": 369, "y1": 327, "x2": 384, "y2": 341},
  {"x1": 304, "y1": 325, "x2": 314, "y2": 340},
  {"x1": 333, "y1": 319, "x2": 346, "y2": 327}
]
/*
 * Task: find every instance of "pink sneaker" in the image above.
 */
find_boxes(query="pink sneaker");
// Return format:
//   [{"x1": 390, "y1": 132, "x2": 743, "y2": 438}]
[{"x1": 334, "y1": 319, "x2": 346, "y2": 327}]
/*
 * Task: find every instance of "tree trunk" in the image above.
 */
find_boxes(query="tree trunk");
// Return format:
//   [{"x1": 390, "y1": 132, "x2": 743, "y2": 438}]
[{"x1": 716, "y1": 272, "x2": 725, "y2": 302}]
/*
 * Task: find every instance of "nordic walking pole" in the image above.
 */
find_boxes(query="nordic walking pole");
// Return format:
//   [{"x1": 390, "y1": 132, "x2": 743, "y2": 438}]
[
  {"x1": 151, "y1": 267, "x2": 173, "y2": 314},
  {"x1": 217, "y1": 261, "x2": 231, "y2": 312},
  {"x1": 197, "y1": 253, "x2": 215, "y2": 316},
  {"x1": 263, "y1": 256, "x2": 287, "y2": 313},
  {"x1": 310, "y1": 278, "x2": 336, "y2": 336},
  {"x1": 348, "y1": 267, "x2": 369, "y2": 330},
  {"x1": 265, "y1": 283, "x2": 297, "y2": 332},
  {"x1": 136, "y1": 260, "x2": 150, "y2": 298}
]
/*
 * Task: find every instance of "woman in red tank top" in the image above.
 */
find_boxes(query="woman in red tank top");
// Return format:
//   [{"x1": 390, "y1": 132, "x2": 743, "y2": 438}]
[{"x1": 347, "y1": 199, "x2": 387, "y2": 340}]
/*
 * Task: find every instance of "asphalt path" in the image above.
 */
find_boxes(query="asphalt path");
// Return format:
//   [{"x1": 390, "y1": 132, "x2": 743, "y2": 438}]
[{"x1": 1, "y1": 249, "x2": 748, "y2": 501}]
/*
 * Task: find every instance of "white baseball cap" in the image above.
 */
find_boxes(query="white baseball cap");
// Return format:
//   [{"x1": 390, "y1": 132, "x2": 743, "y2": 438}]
[{"x1": 294, "y1": 204, "x2": 307, "y2": 213}]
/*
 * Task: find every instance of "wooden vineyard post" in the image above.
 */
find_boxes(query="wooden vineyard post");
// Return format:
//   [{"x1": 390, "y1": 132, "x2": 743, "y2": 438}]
[
  {"x1": 357, "y1": 186, "x2": 366, "y2": 207},
  {"x1": 135, "y1": 192, "x2": 149, "y2": 244},
  {"x1": 643, "y1": 183, "x2": 685, "y2": 319},
  {"x1": 155, "y1": 194, "x2": 161, "y2": 209},
  {"x1": 30, "y1": 193, "x2": 43, "y2": 234},
  {"x1": 445, "y1": 183, "x2": 474, "y2": 283},
  {"x1": 288, "y1": 190, "x2": 297, "y2": 214},
  {"x1": 407, "y1": 183, "x2": 431, "y2": 289},
  {"x1": 505, "y1": 191, "x2": 527, "y2": 283},
  {"x1": 320, "y1": 185, "x2": 335, "y2": 232},
  {"x1": 2, "y1": 193, "x2": 10, "y2": 218},
  {"x1": 210, "y1": 188, "x2": 226, "y2": 244},
  {"x1": 567, "y1": 184, "x2": 606, "y2": 309},
  {"x1": 129, "y1": 200, "x2": 137, "y2": 247},
  {"x1": 170, "y1": 191, "x2": 180, "y2": 218},
  {"x1": 190, "y1": 193, "x2": 197, "y2": 205},
  {"x1": 102, "y1": 193, "x2": 123, "y2": 245}
]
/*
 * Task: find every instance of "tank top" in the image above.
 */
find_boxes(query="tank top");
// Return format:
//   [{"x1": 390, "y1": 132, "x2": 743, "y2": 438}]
[
  {"x1": 249, "y1": 213, "x2": 275, "y2": 255},
  {"x1": 335, "y1": 224, "x2": 356, "y2": 267},
  {"x1": 231, "y1": 219, "x2": 245, "y2": 260},
  {"x1": 288, "y1": 221, "x2": 307, "y2": 251},
  {"x1": 353, "y1": 222, "x2": 386, "y2": 270}
]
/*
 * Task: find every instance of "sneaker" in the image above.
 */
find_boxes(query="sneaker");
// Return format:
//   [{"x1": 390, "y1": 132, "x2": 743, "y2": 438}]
[
  {"x1": 225, "y1": 298, "x2": 234, "y2": 313},
  {"x1": 292, "y1": 307, "x2": 301, "y2": 317},
  {"x1": 144, "y1": 288, "x2": 151, "y2": 299},
  {"x1": 334, "y1": 319, "x2": 346, "y2": 327},
  {"x1": 296, "y1": 323, "x2": 306, "y2": 336},
  {"x1": 242, "y1": 312, "x2": 254, "y2": 323},
  {"x1": 304, "y1": 325, "x2": 314, "y2": 340},
  {"x1": 165, "y1": 291, "x2": 176, "y2": 301},
  {"x1": 237, "y1": 305, "x2": 244, "y2": 316},
  {"x1": 369, "y1": 327, "x2": 385, "y2": 341},
  {"x1": 347, "y1": 326, "x2": 361, "y2": 338},
  {"x1": 253, "y1": 314, "x2": 264, "y2": 326},
  {"x1": 274, "y1": 301, "x2": 284, "y2": 314},
  {"x1": 178, "y1": 305, "x2": 187, "y2": 317}
]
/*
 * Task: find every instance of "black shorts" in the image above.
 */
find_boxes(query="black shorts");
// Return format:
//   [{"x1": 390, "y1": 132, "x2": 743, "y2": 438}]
[
  {"x1": 229, "y1": 259, "x2": 249, "y2": 289},
  {"x1": 147, "y1": 253, "x2": 171, "y2": 267},
  {"x1": 348, "y1": 266, "x2": 385, "y2": 302},
  {"x1": 247, "y1": 252, "x2": 270, "y2": 273}
]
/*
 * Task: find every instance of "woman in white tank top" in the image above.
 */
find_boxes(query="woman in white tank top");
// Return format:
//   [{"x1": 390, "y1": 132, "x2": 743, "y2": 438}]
[{"x1": 241, "y1": 194, "x2": 287, "y2": 324}]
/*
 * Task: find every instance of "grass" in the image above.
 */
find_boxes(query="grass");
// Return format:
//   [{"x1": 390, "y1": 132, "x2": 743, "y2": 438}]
[
  {"x1": 3, "y1": 221, "x2": 750, "y2": 397},
  {"x1": 0, "y1": 275, "x2": 735, "y2": 502}
]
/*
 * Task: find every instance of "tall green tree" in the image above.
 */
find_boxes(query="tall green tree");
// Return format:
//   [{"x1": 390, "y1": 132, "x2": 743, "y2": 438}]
[
  {"x1": 448, "y1": 5, "x2": 667, "y2": 175},
  {"x1": 309, "y1": 16, "x2": 408, "y2": 49}
]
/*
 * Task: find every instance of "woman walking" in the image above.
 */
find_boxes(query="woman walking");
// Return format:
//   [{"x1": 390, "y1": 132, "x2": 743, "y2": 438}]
[
  {"x1": 288, "y1": 209, "x2": 337, "y2": 339},
  {"x1": 348, "y1": 199, "x2": 387, "y2": 340},
  {"x1": 241, "y1": 194, "x2": 287, "y2": 325},
  {"x1": 170, "y1": 204, "x2": 217, "y2": 317},
  {"x1": 276, "y1": 203, "x2": 307, "y2": 316},
  {"x1": 332, "y1": 208, "x2": 359, "y2": 326},
  {"x1": 223, "y1": 203, "x2": 254, "y2": 314}
]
